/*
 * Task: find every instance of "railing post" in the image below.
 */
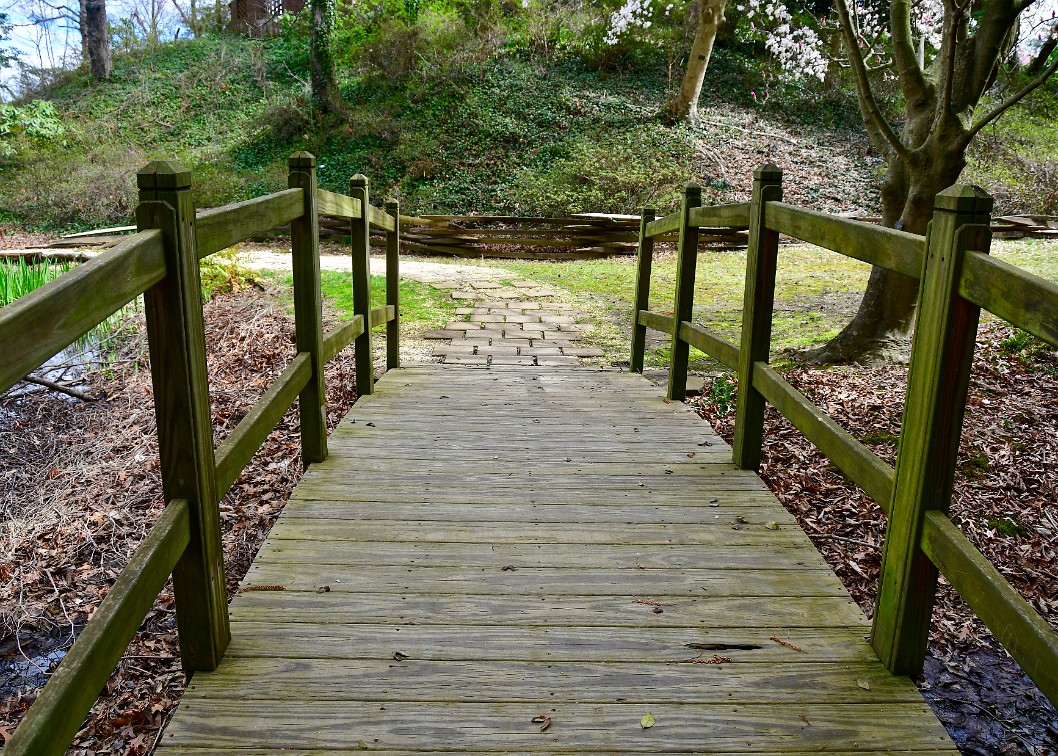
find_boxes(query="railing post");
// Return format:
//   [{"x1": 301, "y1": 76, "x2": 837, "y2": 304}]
[
  {"x1": 667, "y1": 186, "x2": 701, "y2": 400},
  {"x1": 630, "y1": 206, "x2": 655, "y2": 374},
  {"x1": 385, "y1": 198, "x2": 400, "y2": 370},
  {"x1": 288, "y1": 152, "x2": 328, "y2": 465},
  {"x1": 136, "y1": 161, "x2": 229, "y2": 671},
  {"x1": 871, "y1": 184, "x2": 993, "y2": 675},
  {"x1": 731, "y1": 164, "x2": 783, "y2": 471},
  {"x1": 349, "y1": 174, "x2": 374, "y2": 396}
]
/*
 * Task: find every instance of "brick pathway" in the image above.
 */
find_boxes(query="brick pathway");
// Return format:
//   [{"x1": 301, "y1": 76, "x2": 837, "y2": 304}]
[{"x1": 422, "y1": 280, "x2": 603, "y2": 366}]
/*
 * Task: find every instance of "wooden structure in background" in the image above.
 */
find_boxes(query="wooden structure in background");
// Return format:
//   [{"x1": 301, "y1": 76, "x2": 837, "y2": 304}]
[{"x1": 228, "y1": 0, "x2": 305, "y2": 35}]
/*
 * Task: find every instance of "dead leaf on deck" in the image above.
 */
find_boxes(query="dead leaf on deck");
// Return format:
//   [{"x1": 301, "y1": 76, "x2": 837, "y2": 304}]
[
  {"x1": 531, "y1": 715, "x2": 552, "y2": 731},
  {"x1": 393, "y1": 651, "x2": 409, "y2": 661},
  {"x1": 316, "y1": 585, "x2": 331, "y2": 593},
  {"x1": 857, "y1": 678, "x2": 871, "y2": 690},
  {"x1": 640, "y1": 712, "x2": 655, "y2": 728},
  {"x1": 501, "y1": 564, "x2": 517, "y2": 571},
  {"x1": 765, "y1": 521, "x2": 780, "y2": 530}
]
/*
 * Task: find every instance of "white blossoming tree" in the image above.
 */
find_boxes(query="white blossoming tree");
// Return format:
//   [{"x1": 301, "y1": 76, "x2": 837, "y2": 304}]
[
  {"x1": 743, "y1": 0, "x2": 1058, "y2": 362},
  {"x1": 603, "y1": 0, "x2": 730, "y2": 120}
]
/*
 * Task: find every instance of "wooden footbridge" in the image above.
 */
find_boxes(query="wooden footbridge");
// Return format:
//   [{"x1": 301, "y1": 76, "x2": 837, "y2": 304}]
[{"x1": 3, "y1": 156, "x2": 1056, "y2": 754}]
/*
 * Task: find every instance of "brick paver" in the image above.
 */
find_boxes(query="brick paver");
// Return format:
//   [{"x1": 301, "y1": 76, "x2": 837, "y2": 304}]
[{"x1": 422, "y1": 279, "x2": 601, "y2": 367}]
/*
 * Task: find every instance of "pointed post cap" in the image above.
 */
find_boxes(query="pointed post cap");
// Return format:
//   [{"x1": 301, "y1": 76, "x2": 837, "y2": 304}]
[
  {"x1": 289, "y1": 151, "x2": 316, "y2": 168},
  {"x1": 934, "y1": 184, "x2": 992, "y2": 216},
  {"x1": 350, "y1": 173, "x2": 369, "y2": 188},
  {"x1": 137, "y1": 160, "x2": 192, "y2": 190},
  {"x1": 754, "y1": 163, "x2": 782, "y2": 182}
]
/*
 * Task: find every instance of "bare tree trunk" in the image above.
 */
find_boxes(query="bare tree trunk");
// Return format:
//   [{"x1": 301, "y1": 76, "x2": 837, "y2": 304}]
[
  {"x1": 810, "y1": 124, "x2": 967, "y2": 364},
  {"x1": 82, "y1": 0, "x2": 112, "y2": 81},
  {"x1": 666, "y1": 0, "x2": 727, "y2": 121},
  {"x1": 310, "y1": 0, "x2": 340, "y2": 114},
  {"x1": 1028, "y1": 31, "x2": 1057, "y2": 74}
]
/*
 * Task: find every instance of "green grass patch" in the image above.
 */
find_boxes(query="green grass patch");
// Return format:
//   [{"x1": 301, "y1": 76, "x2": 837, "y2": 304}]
[
  {"x1": 275, "y1": 270, "x2": 457, "y2": 333},
  {"x1": 0, "y1": 258, "x2": 75, "y2": 306}
]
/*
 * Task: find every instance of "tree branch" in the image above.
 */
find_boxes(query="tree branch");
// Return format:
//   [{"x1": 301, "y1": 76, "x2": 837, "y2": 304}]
[
  {"x1": 889, "y1": 0, "x2": 931, "y2": 106},
  {"x1": 938, "y1": 0, "x2": 972, "y2": 127},
  {"x1": 963, "y1": 53, "x2": 1058, "y2": 143},
  {"x1": 834, "y1": 0, "x2": 911, "y2": 162}
]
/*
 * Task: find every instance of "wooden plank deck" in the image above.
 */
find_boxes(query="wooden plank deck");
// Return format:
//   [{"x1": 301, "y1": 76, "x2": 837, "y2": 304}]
[{"x1": 156, "y1": 365, "x2": 956, "y2": 754}]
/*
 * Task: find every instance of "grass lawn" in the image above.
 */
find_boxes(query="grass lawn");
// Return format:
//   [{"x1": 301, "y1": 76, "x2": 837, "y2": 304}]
[{"x1": 460, "y1": 237, "x2": 1058, "y2": 370}]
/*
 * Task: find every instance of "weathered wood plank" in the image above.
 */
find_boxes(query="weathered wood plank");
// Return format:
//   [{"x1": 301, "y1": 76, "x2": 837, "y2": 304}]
[
  {"x1": 159, "y1": 750, "x2": 957, "y2": 755},
  {"x1": 959, "y1": 249, "x2": 1058, "y2": 348},
  {"x1": 732, "y1": 165, "x2": 782, "y2": 471},
  {"x1": 765, "y1": 201, "x2": 924, "y2": 278},
  {"x1": 138, "y1": 162, "x2": 229, "y2": 671},
  {"x1": 4, "y1": 500, "x2": 189, "y2": 756},
  {"x1": 370, "y1": 203, "x2": 397, "y2": 231},
  {"x1": 688, "y1": 201, "x2": 751, "y2": 229},
  {"x1": 289, "y1": 153, "x2": 328, "y2": 466},
  {"x1": 277, "y1": 500, "x2": 793, "y2": 523},
  {"x1": 316, "y1": 188, "x2": 362, "y2": 219},
  {"x1": 0, "y1": 229, "x2": 163, "y2": 395},
  {"x1": 239, "y1": 564, "x2": 845, "y2": 597},
  {"x1": 349, "y1": 175, "x2": 374, "y2": 395},
  {"x1": 921, "y1": 510, "x2": 1058, "y2": 704},
  {"x1": 644, "y1": 209, "x2": 682, "y2": 238},
  {"x1": 668, "y1": 184, "x2": 701, "y2": 399},
  {"x1": 195, "y1": 188, "x2": 303, "y2": 258},
  {"x1": 384, "y1": 199, "x2": 400, "y2": 370},
  {"x1": 159, "y1": 701, "x2": 953, "y2": 752},
  {"x1": 871, "y1": 187, "x2": 992, "y2": 676},
  {"x1": 678, "y1": 321, "x2": 739, "y2": 370},
  {"x1": 370, "y1": 304, "x2": 396, "y2": 327},
  {"x1": 214, "y1": 353, "x2": 312, "y2": 497},
  {"x1": 181, "y1": 659, "x2": 925, "y2": 704},
  {"x1": 264, "y1": 518, "x2": 827, "y2": 547},
  {"x1": 321, "y1": 314, "x2": 365, "y2": 363},
  {"x1": 223, "y1": 623, "x2": 875, "y2": 662},
  {"x1": 251, "y1": 539, "x2": 828, "y2": 569},
  {"x1": 630, "y1": 207, "x2": 656, "y2": 373},
  {"x1": 228, "y1": 591, "x2": 868, "y2": 628},
  {"x1": 752, "y1": 362, "x2": 893, "y2": 509}
]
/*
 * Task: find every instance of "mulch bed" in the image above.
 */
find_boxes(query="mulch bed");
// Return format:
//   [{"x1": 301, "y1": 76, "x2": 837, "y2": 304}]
[
  {"x1": 691, "y1": 321, "x2": 1058, "y2": 755},
  {"x1": 0, "y1": 288, "x2": 359, "y2": 753}
]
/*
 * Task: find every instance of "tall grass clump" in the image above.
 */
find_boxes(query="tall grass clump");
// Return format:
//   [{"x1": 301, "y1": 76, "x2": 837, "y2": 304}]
[{"x1": 0, "y1": 258, "x2": 73, "y2": 306}]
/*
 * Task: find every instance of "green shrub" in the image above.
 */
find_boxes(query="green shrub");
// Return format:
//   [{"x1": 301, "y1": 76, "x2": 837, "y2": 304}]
[
  {"x1": 0, "y1": 144, "x2": 144, "y2": 229},
  {"x1": 509, "y1": 125, "x2": 702, "y2": 215},
  {"x1": 0, "y1": 100, "x2": 65, "y2": 159}
]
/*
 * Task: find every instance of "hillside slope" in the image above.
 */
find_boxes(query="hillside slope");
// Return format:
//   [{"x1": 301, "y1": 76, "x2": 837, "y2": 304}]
[{"x1": 0, "y1": 29, "x2": 1054, "y2": 232}]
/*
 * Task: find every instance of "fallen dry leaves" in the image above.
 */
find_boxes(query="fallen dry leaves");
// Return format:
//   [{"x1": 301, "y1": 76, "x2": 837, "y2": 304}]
[
  {"x1": 692, "y1": 321, "x2": 1058, "y2": 752},
  {"x1": 0, "y1": 286, "x2": 359, "y2": 753}
]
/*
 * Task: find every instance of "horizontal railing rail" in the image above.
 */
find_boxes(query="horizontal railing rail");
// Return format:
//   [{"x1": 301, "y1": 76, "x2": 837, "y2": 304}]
[
  {"x1": 0, "y1": 230, "x2": 165, "y2": 394},
  {"x1": 196, "y1": 188, "x2": 304, "y2": 259},
  {"x1": 764, "y1": 202, "x2": 924, "y2": 278},
  {"x1": 3, "y1": 152, "x2": 402, "y2": 755},
  {"x1": 630, "y1": 166, "x2": 1057, "y2": 708}
]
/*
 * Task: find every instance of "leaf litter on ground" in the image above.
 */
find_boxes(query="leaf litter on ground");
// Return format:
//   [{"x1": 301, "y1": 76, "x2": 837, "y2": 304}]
[
  {"x1": 691, "y1": 322, "x2": 1058, "y2": 754},
  {"x1": 0, "y1": 285, "x2": 360, "y2": 753}
]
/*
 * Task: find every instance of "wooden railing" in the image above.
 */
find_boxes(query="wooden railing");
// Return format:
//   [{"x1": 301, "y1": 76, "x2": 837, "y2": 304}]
[
  {"x1": 0, "y1": 152, "x2": 401, "y2": 755},
  {"x1": 631, "y1": 164, "x2": 1058, "y2": 706}
]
